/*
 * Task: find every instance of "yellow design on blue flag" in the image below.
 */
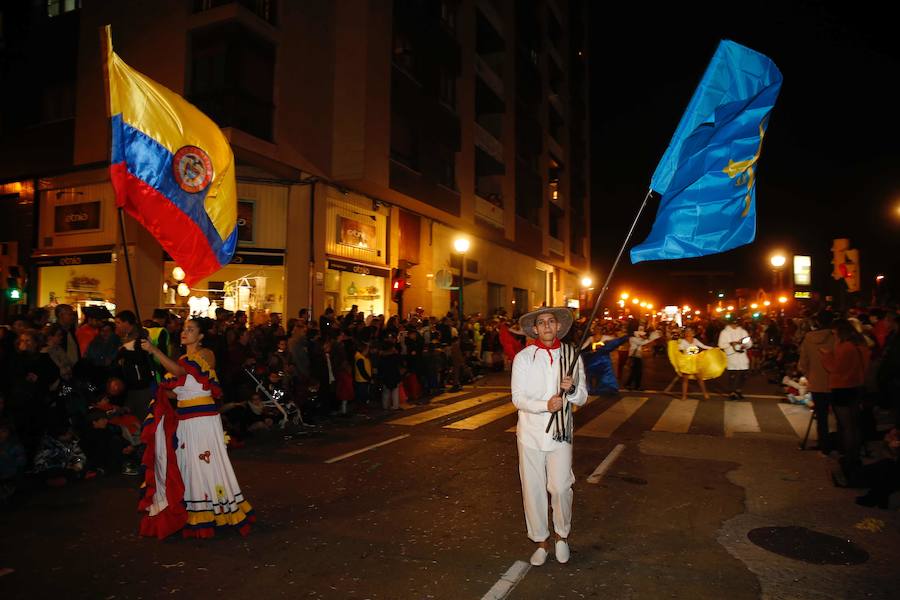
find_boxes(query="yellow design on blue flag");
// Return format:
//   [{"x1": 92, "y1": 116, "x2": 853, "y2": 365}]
[
  {"x1": 103, "y1": 25, "x2": 237, "y2": 284},
  {"x1": 630, "y1": 40, "x2": 783, "y2": 263}
]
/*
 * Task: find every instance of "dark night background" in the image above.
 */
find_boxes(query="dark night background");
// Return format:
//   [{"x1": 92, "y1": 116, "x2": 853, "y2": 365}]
[{"x1": 588, "y1": 0, "x2": 900, "y2": 308}]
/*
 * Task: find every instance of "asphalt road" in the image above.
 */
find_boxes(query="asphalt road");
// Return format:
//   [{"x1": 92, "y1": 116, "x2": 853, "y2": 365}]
[{"x1": 1, "y1": 354, "x2": 898, "y2": 599}]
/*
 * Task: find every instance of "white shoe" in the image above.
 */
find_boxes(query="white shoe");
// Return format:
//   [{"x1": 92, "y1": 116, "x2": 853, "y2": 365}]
[
  {"x1": 529, "y1": 546, "x2": 549, "y2": 566},
  {"x1": 555, "y1": 539, "x2": 570, "y2": 564}
]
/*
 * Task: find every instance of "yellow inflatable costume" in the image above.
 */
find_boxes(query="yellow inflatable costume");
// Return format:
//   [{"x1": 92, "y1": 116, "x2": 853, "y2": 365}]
[{"x1": 667, "y1": 340, "x2": 727, "y2": 380}]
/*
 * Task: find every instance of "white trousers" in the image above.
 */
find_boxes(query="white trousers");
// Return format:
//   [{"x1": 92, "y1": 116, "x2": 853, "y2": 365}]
[{"x1": 517, "y1": 440, "x2": 575, "y2": 542}]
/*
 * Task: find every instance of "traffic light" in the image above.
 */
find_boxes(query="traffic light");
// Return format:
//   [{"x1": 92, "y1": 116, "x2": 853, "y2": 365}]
[
  {"x1": 831, "y1": 238, "x2": 849, "y2": 280},
  {"x1": 842, "y1": 248, "x2": 860, "y2": 293},
  {"x1": 5, "y1": 265, "x2": 22, "y2": 302},
  {"x1": 391, "y1": 268, "x2": 410, "y2": 303},
  {"x1": 831, "y1": 239, "x2": 860, "y2": 292}
]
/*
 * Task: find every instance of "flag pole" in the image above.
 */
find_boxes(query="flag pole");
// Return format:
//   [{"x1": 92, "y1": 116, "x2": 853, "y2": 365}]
[
  {"x1": 547, "y1": 188, "x2": 655, "y2": 433},
  {"x1": 101, "y1": 25, "x2": 143, "y2": 326}
]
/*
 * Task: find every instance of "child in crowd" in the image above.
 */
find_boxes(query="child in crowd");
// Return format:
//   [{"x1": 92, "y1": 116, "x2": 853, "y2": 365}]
[
  {"x1": 81, "y1": 409, "x2": 139, "y2": 476},
  {"x1": 0, "y1": 421, "x2": 26, "y2": 503},
  {"x1": 782, "y1": 373, "x2": 812, "y2": 407},
  {"x1": 92, "y1": 378, "x2": 142, "y2": 446},
  {"x1": 32, "y1": 424, "x2": 86, "y2": 487},
  {"x1": 221, "y1": 392, "x2": 276, "y2": 438}
]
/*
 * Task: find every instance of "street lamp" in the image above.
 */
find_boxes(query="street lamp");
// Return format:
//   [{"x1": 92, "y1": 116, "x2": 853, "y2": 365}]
[
  {"x1": 770, "y1": 253, "x2": 786, "y2": 291},
  {"x1": 453, "y1": 237, "x2": 470, "y2": 326},
  {"x1": 581, "y1": 276, "x2": 593, "y2": 288}
]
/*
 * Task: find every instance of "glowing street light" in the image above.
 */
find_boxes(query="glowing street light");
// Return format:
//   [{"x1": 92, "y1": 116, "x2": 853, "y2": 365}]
[
  {"x1": 778, "y1": 296, "x2": 788, "y2": 304},
  {"x1": 581, "y1": 276, "x2": 593, "y2": 288},
  {"x1": 682, "y1": 305, "x2": 691, "y2": 312},
  {"x1": 763, "y1": 300, "x2": 771, "y2": 307},
  {"x1": 632, "y1": 298, "x2": 639, "y2": 304},
  {"x1": 770, "y1": 254, "x2": 786, "y2": 268},
  {"x1": 727, "y1": 305, "x2": 734, "y2": 311},
  {"x1": 647, "y1": 303, "x2": 654, "y2": 310},
  {"x1": 750, "y1": 303, "x2": 758, "y2": 309}
]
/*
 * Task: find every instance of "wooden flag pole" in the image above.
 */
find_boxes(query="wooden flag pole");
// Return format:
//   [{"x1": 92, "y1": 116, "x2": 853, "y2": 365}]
[{"x1": 546, "y1": 188, "x2": 655, "y2": 434}]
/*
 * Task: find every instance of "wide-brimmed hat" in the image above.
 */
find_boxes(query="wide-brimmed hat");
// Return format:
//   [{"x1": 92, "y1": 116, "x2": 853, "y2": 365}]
[{"x1": 518, "y1": 307, "x2": 574, "y2": 339}]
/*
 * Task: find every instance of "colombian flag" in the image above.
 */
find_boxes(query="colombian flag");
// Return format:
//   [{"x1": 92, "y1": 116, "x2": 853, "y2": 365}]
[{"x1": 103, "y1": 26, "x2": 237, "y2": 285}]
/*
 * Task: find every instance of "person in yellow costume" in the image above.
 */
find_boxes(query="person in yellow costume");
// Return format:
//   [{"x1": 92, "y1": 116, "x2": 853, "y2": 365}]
[{"x1": 667, "y1": 327, "x2": 726, "y2": 400}]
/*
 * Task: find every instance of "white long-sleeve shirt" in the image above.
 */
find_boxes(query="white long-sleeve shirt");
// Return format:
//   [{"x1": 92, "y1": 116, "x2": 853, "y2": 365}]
[
  {"x1": 511, "y1": 344, "x2": 588, "y2": 451},
  {"x1": 718, "y1": 326, "x2": 752, "y2": 370}
]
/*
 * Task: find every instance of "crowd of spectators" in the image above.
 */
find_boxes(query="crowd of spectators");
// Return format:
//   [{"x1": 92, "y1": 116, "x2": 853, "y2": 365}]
[
  {"x1": 1, "y1": 300, "x2": 897, "y2": 511},
  {"x1": 0, "y1": 302, "x2": 533, "y2": 504}
]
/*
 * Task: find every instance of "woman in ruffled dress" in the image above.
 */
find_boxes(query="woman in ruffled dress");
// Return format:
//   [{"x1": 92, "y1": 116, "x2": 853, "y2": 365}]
[{"x1": 138, "y1": 317, "x2": 254, "y2": 539}]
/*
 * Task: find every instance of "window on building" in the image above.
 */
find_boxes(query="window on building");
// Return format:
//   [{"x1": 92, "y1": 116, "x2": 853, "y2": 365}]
[
  {"x1": 438, "y1": 146, "x2": 457, "y2": 191},
  {"x1": 439, "y1": 67, "x2": 456, "y2": 110},
  {"x1": 193, "y1": 0, "x2": 278, "y2": 26},
  {"x1": 46, "y1": 0, "x2": 80, "y2": 17},
  {"x1": 390, "y1": 113, "x2": 419, "y2": 171},
  {"x1": 392, "y1": 31, "x2": 416, "y2": 77},
  {"x1": 189, "y1": 23, "x2": 276, "y2": 141}
]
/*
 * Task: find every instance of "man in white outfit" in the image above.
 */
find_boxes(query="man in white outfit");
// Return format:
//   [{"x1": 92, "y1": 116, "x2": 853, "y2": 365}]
[
  {"x1": 717, "y1": 319, "x2": 752, "y2": 400},
  {"x1": 511, "y1": 307, "x2": 588, "y2": 566}
]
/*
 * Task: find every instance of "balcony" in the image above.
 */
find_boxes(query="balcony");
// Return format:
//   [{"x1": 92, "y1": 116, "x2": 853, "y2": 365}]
[
  {"x1": 475, "y1": 194, "x2": 505, "y2": 229},
  {"x1": 475, "y1": 122, "x2": 504, "y2": 165},
  {"x1": 475, "y1": 55, "x2": 504, "y2": 97},
  {"x1": 549, "y1": 236, "x2": 565, "y2": 257}
]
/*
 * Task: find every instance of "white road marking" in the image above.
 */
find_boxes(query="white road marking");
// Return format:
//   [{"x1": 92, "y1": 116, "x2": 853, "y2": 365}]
[
  {"x1": 505, "y1": 395, "x2": 599, "y2": 433},
  {"x1": 445, "y1": 402, "x2": 517, "y2": 430},
  {"x1": 324, "y1": 434, "x2": 410, "y2": 464},
  {"x1": 389, "y1": 392, "x2": 510, "y2": 426},
  {"x1": 586, "y1": 443, "x2": 626, "y2": 484},
  {"x1": 643, "y1": 390, "x2": 783, "y2": 400},
  {"x1": 724, "y1": 401, "x2": 761, "y2": 437},
  {"x1": 652, "y1": 398, "x2": 699, "y2": 433},
  {"x1": 777, "y1": 403, "x2": 817, "y2": 440},
  {"x1": 577, "y1": 396, "x2": 647, "y2": 438},
  {"x1": 481, "y1": 560, "x2": 531, "y2": 600}
]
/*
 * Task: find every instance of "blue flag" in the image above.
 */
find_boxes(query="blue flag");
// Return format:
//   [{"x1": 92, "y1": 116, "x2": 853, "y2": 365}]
[{"x1": 630, "y1": 40, "x2": 783, "y2": 263}]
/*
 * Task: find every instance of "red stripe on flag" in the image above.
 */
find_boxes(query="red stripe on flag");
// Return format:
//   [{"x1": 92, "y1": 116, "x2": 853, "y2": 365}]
[{"x1": 110, "y1": 163, "x2": 222, "y2": 284}]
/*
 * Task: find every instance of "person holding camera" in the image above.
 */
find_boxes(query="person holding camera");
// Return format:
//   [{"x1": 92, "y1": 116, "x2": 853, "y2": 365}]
[{"x1": 718, "y1": 319, "x2": 752, "y2": 400}]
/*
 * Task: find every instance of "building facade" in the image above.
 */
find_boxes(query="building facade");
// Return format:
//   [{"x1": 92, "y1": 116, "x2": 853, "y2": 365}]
[{"x1": 0, "y1": 0, "x2": 590, "y2": 323}]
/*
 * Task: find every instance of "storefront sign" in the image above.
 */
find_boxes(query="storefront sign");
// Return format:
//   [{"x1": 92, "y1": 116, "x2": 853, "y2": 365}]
[
  {"x1": 793, "y1": 255, "x2": 811, "y2": 286},
  {"x1": 794, "y1": 291, "x2": 811, "y2": 299},
  {"x1": 338, "y1": 216, "x2": 376, "y2": 249},
  {"x1": 327, "y1": 259, "x2": 389, "y2": 279},
  {"x1": 54, "y1": 201, "x2": 102, "y2": 234},
  {"x1": 237, "y1": 200, "x2": 255, "y2": 243},
  {"x1": 32, "y1": 252, "x2": 113, "y2": 267}
]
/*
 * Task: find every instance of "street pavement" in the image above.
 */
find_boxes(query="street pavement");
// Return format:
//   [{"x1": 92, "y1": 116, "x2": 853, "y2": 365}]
[{"x1": 1, "y1": 353, "x2": 898, "y2": 599}]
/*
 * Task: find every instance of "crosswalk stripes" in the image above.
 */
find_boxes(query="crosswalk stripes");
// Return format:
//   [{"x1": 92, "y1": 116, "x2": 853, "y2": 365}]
[
  {"x1": 723, "y1": 401, "x2": 761, "y2": 437},
  {"x1": 504, "y1": 394, "x2": 599, "y2": 432},
  {"x1": 388, "y1": 391, "x2": 510, "y2": 426},
  {"x1": 577, "y1": 396, "x2": 648, "y2": 438},
  {"x1": 652, "y1": 399, "x2": 699, "y2": 434},
  {"x1": 778, "y1": 403, "x2": 818, "y2": 441},
  {"x1": 389, "y1": 388, "x2": 817, "y2": 440},
  {"x1": 444, "y1": 402, "x2": 517, "y2": 430}
]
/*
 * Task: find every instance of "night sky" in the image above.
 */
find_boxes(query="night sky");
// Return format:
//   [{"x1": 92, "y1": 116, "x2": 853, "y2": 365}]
[{"x1": 588, "y1": 1, "x2": 900, "y2": 308}]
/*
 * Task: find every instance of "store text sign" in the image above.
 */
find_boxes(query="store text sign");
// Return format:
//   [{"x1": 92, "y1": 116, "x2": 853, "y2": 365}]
[
  {"x1": 54, "y1": 201, "x2": 102, "y2": 234},
  {"x1": 339, "y1": 216, "x2": 376, "y2": 249}
]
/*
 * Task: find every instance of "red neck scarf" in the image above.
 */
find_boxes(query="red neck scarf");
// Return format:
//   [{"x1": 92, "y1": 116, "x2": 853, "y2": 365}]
[{"x1": 533, "y1": 338, "x2": 561, "y2": 364}]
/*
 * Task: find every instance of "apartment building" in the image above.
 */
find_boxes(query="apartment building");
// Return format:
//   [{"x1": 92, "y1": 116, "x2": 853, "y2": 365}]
[{"x1": 0, "y1": 0, "x2": 590, "y2": 322}]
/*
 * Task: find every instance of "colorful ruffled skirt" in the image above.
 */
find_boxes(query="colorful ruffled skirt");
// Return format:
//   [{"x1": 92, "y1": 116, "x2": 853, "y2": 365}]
[{"x1": 139, "y1": 391, "x2": 255, "y2": 539}]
